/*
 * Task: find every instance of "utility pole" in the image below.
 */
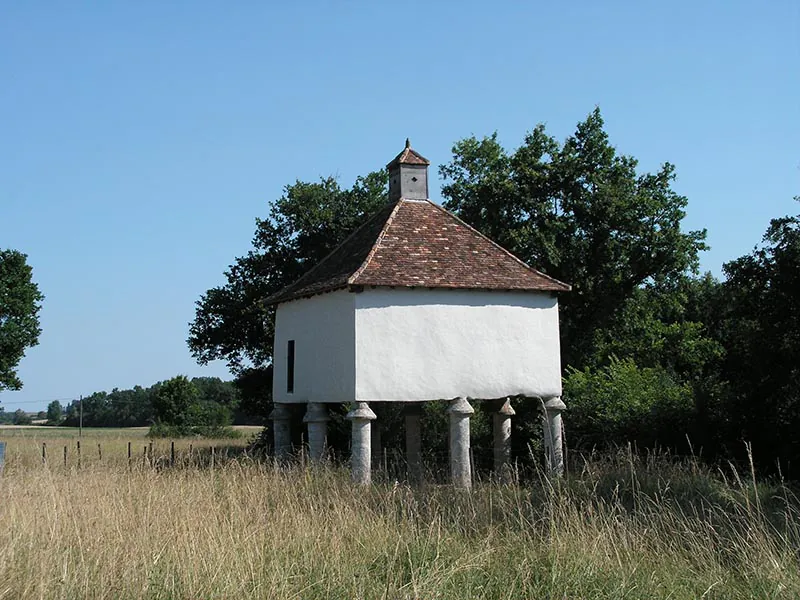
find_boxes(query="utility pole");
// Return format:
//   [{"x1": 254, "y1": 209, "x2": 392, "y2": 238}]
[{"x1": 79, "y1": 395, "x2": 83, "y2": 438}]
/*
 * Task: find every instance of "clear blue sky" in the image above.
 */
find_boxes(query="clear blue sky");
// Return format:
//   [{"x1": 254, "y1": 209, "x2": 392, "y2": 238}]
[{"x1": 1, "y1": 2, "x2": 798, "y2": 412}]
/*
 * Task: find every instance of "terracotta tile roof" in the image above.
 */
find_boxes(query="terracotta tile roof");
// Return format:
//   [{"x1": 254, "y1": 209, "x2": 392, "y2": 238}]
[
  {"x1": 386, "y1": 139, "x2": 430, "y2": 168},
  {"x1": 265, "y1": 202, "x2": 398, "y2": 304},
  {"x1": 266, "y1": 199, "x2": 570, "y2": 305}
]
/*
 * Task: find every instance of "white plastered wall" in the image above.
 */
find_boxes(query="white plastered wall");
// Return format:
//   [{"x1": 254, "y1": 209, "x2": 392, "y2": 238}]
[
  {"x1": 354, "y1": 288, "x2": 562, "y2": 402},
  {"x1": 272, "y1": 290, "x2": 355, "y2": 404}
]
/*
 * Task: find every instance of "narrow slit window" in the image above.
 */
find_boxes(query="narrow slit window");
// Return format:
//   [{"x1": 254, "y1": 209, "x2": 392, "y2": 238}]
[{"x1": 286, "y1": 340, "x2": 295, "y2": 393}]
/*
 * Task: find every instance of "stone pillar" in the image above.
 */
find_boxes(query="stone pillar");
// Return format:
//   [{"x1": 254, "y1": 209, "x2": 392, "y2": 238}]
[
  {"x1": 347, "y1": 402, "x2": 377, "y2": 485},
  {"x1": 493, "y1": 398, "x2": 515, "y2": 482},
  {"x1": 543, "y1": 397, "x2": 566, "y2": 476},
  {"x1": 447, "y1": 397, "x2": 474, "y2": 489},
  {"x1": 404, "y1": 403, "x2": 423, "y2": 483},
  {"x1": 269, "y1": 403, "x2": 292, "y2": 460},
  {"x1": 303, "y1": 403, "x2": 330, "y2": 462}
]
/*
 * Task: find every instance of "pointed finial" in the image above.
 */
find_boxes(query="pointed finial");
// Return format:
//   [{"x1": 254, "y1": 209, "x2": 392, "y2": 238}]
[{"x1": 405, "y1": 138, "x2": 411, "y2": 148}]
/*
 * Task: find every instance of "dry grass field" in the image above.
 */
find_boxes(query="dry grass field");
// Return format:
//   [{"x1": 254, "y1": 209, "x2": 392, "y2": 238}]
[{"x1": 0, "y1": 429, "x2": 798, "y2": 599}]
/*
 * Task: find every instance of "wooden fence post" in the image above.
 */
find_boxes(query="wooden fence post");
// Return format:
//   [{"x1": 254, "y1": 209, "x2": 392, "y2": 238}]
[
  {"x1": 63, "y1": 445, "x2": 67, "y2": 468},
  {"x1": 77, "y1": 440, "x2": 81, "y2": 469},
  {"x1": 170, "y1": 441, "x2": 175, "y2": 468},
  {"x1": 97, "y1": 443, "x2": 102, "y2": 461},
  {"x1": 127, "y1": 441, "x2": 132, "y2": 471},
  {"x1": 42, "y1": 442, "x2": 46, "y2": 465}
]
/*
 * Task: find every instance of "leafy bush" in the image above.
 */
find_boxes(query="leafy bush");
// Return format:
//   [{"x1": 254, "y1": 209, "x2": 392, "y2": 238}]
[{"x1": 564, "y1": 357, "x2": 694, "y2": 452}]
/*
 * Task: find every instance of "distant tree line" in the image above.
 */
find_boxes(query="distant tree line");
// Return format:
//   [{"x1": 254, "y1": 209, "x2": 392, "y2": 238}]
[
  {"x1": 188, "y1": 109, "x2": 800, "y2": 476},
  {"x1": 40, "y1": 376, "x2": 252, "y2": 435},
  {"x1": 0, "y1": 408, "x2": 40, "y2": 425}
]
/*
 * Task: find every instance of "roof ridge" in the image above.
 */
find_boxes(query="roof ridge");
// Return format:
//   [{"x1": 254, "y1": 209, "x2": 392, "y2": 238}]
[
  {"x1": 349, "y1": 200, "x2": 404, "y2": 284},
  {"x1": 421, "y1": 200, "x2": 572, "y2": 291},
  {"x1": 264, "y1": 200, "x2": 398, "y2": 304}
]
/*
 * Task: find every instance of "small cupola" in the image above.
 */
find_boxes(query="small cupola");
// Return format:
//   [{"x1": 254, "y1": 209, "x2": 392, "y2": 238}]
[{"x1": 387, "y1": 139, "x2": 430, "y2": 202}]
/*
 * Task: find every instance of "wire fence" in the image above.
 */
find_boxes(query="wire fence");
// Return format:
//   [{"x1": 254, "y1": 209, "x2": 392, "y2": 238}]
[
  {"x1": 0, "y1": 436, "x2": 546, "y2": 485},
  {"x1": 0, "y1": 437, "x2": 248, "y2": 473}
]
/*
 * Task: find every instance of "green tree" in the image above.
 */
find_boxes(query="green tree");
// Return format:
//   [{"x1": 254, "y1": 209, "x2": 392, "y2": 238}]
[
  {"x1": 12, "y1": 408, "x2": 31, "y2": 425},
  {"x1": 191, "y1": 377, "x2": 239, "y2": 411},
  {"x1": 0, "y1": 250, "x2": 44, "y2": 391},
  {"x1": 106, "y1": 385, "x2": 153, "y2": 427},
  {"x1": 186, "y1": 399, "x2": 232, "y2": 428},
  {"x1": 592, "y1": 276, "x2": 727, "y2": 406},
  {"x1": 593, "y1": 274, "x2": 732, "y2": 456},
  {"x1": 151, "y1": 375, "x2": 198, "y2": 426},
  {"x1": 717, "y1": 203, "x2": 800, "y2": 472},
  {"x1": 439, "y1": 109, "x2": 708, "y2": 368},
  {"x1": 148, "y1": 375, "x2": 243, "y2": 437},
  {"x1": 46, "y1": 400, "x2": 63, "y2": 425},
  {"x1": 82, "y1": 391, "x2": 113, "y2": 427},
  {"x1": 64, "y1": 400, "x2": 78, "y2": 424},
  {"x1": 188, "y1": 172, "x2": 388, "y2": 415}
]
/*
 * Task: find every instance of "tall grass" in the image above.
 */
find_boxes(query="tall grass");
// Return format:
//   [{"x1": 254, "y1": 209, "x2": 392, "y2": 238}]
[{"x1": 0, "y1": 437, "x2": 797, "y2": 599}]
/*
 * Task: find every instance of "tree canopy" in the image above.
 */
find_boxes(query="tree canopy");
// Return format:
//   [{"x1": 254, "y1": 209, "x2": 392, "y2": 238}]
[
  {"x1": 439, "y1": 108, "x2": 708, "y2": 368},
  {"x1": 46, "y1": 400, "x2": 63, "y2": 425},
  {"x1": 0, "y1": 250, "x2": 44, "y2": 392},
  {"x1": 56, "y1": 376, "x2": 243, "y2": 430},
  {"x1": 716, "y1": 204, "x2": 800, "y2": 466}
]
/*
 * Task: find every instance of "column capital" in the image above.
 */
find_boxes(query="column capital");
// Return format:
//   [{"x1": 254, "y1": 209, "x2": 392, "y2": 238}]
[
  {"x1": 543, "y1": 397, "x2": 567, "y2": 412},
  {"x1": 303, "y1": 402, "x2": 331, "y2": 423},
  {"x1": 447, "y1": 397, "x2": 474, "y2": 416},
  {"x1": 346, "y1": 401, "x2": 377, "y2": 421},
  {"x1": 269, "y1": 403, "x2": 291, "y2": 421},
  {"x1": 496, "y1": 398, "x2": 516, "y2": 416}
]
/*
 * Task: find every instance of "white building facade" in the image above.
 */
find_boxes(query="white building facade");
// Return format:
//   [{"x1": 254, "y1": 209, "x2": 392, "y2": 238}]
[{"x1": 273, "y1": 288, "x2": 563, "y2": 405}]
